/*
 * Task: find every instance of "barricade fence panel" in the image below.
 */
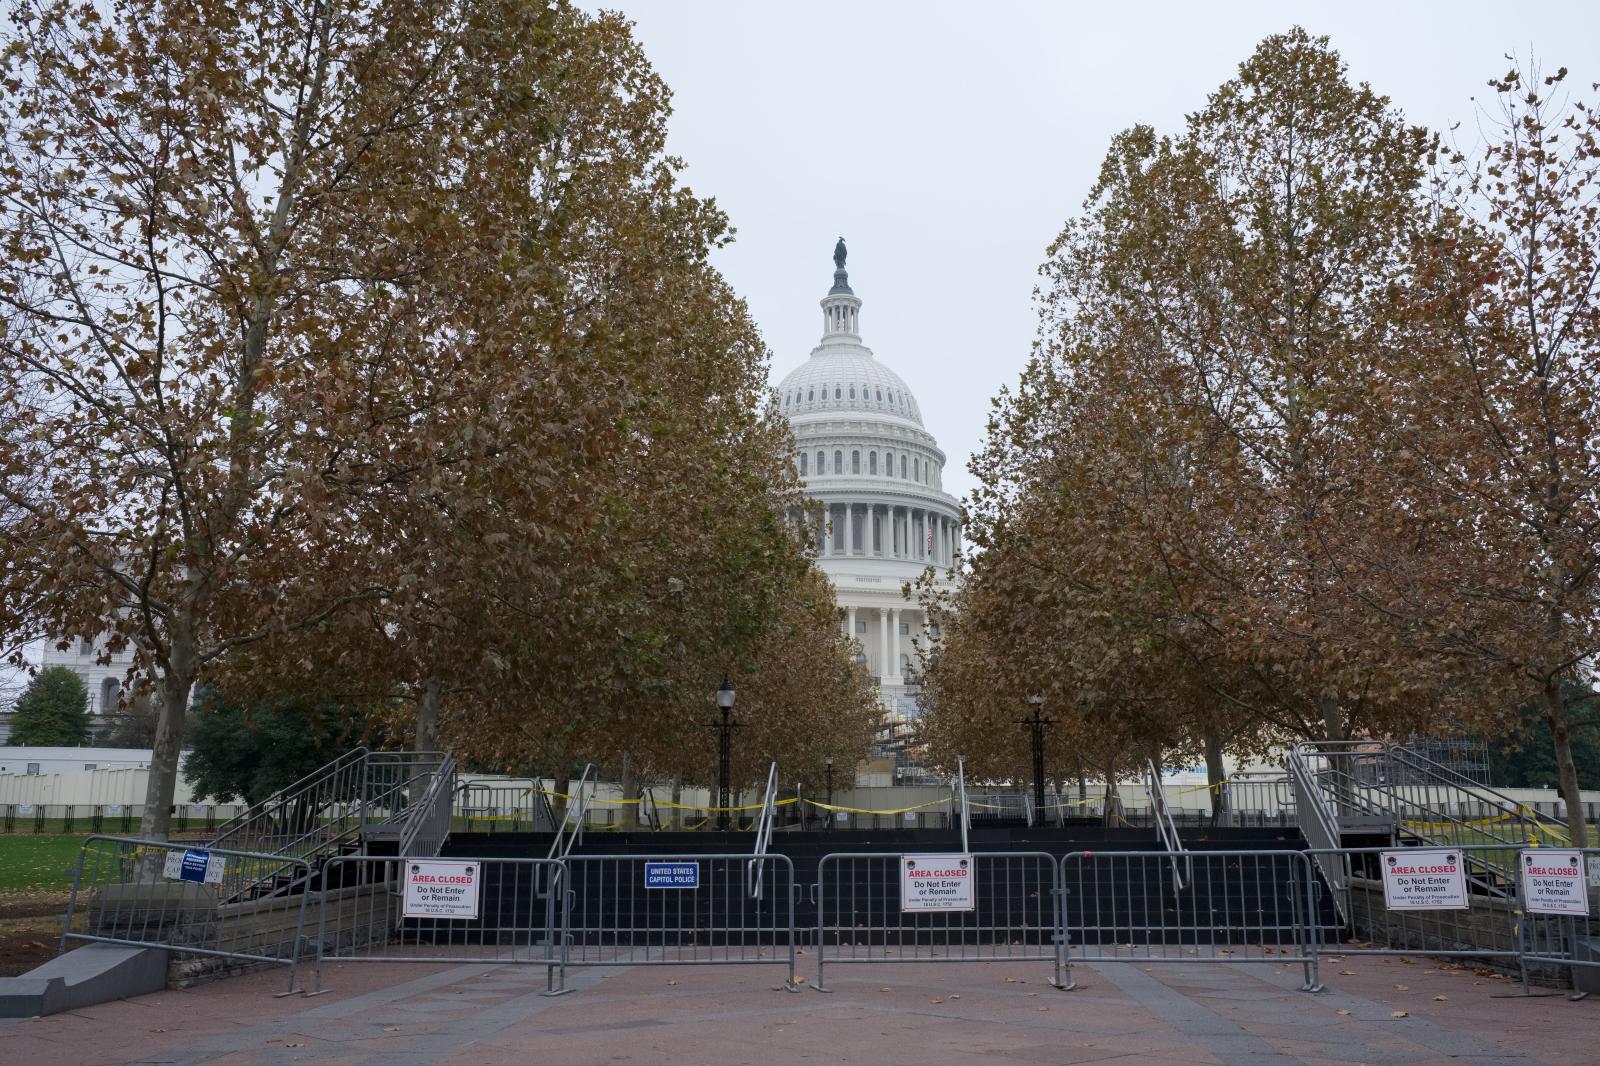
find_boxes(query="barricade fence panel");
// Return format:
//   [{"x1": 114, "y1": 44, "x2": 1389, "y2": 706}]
[
  {"x1": 1061, "y1": 850, "x2": 1319, "y2": 991},
  {"x1": 560, "y1": 853, "x2": 798, "y2": 989},
  {"x1": 313, "y1": 856, "x2": 566, "y2": 994},
  {"x1": 1516, "y1": 846, "x2": 1599, "y2": 995},
  {"x1": 452, "y1": 782, "x2": 551, "y2": 833},
  {"x1": 62, "y1": 835, "x2": 314, "y2": 994},
  {"x1": 814, "y1": 851, "x2": 1065, "y2": 992},
  {"x1": 1305, "y1": 845, "x2": 1525, "y2": 974}
]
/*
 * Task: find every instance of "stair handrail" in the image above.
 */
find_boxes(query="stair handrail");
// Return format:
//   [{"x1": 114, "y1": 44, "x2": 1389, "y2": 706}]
[
  {"x1": 547, "y1": 763, "x2": 594, "y2": 863},
  {"x1": 955, "y1": 755, "x2": 970, "y2": 853},
  {"x1": 640, "y1": 786, "x2": 662, "y2": 831},
  {"x1": 1023, "y1": 790, "x2": 1035, "y2": 828},
  {"x1": 397, "y1": 754, "x2": 456, "y2": 858},
  {"x1": 207, "y1": 746, "x2": 370, "y2": 854},
  {"x1": 1144, "y1": 758, "x2": 1187, "y2": 891},
  {"x1": 1291, "y1": 740, "x2": 1566, "y2": 844},
  {"x1": 747, "y1": 761, "x2": 780, "y2": 899}
]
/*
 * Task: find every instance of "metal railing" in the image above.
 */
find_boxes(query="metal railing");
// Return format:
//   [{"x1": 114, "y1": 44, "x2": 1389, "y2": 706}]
[
  {"x1": 453, "y1": 779, "x2": 556, "y2": 834},
  {"x1": 396, "y1": 754, "x2": 456, "y2": 858},
  {"x1": 1304, "y1": 844, "x2": 1525, "y2": 983},
  {"x1": 640, "y1": 787, "x2": 663, "y2": 831},
  {"x1": 62, "y1": 835, "x2": 314, "y2": 995},
  {"x1": 1144, "y1": 759, "x2": 1188, "y2": 891},
  {"x1": 1515, "y1": 847, "x2": 1599, "y2": 998},
  {"x1": 1290, "y1": 745, "x2": 1350, "y2": 921},
  {"x1": 311, "y1": 855, "x2": 566, "y2": 995},
  {"x1": 1217, "y1": 771, "x2": 1295, "y2": 825},
  {"x1": 560, "y1": 852, "x2": 799, "y2": 990},
  {"x1": 955, "y1": 756, "x2": 971, "y2": 853},
  {"x1": 1061, "y1": 849, "x2": 1320, "y2": 992},
  {"x1": 547, "y1": 763, "x2": 594, "y2": 864},
  {"x1": 1290, "y1": 741, "x2": 1569, "y2": 856},
  {"x1": 813, "y1": 850, "x2": 1066, "y2": 992},
  {"x1": 207, "y1": 747, "x2": 370, "y2": 863},
  {"x1": 748, "y1": 762, "x2": 780, "y2": 899}
]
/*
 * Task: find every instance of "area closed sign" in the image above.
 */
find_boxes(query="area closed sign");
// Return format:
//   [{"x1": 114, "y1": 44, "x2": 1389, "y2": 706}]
[
  {"x1": 901, "y1": 854, "x2": 974, "y2": 912},
  {"x1": 1520, "y1": 850, "x2": 1589, "y2": 916},
  {"x1": 1379, "y1": 849, "x2": 1467, "y2": 910},
  {"x1": 403, "y1": 860, "x2": 481, "y2": 919}
]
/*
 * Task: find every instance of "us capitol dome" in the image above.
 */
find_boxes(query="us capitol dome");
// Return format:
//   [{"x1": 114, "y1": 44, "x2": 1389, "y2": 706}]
[{"x1": 776, "y1": 240, "x2": 961, "y2": 750}]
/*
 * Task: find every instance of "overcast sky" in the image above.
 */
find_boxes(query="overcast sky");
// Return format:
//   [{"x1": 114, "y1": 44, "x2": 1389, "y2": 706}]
[{"x1": 592, "y1": 1, "x2": 1599, "y2": 503}]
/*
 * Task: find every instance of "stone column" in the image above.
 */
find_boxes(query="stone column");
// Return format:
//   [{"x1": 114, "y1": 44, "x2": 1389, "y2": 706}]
[
  {"x1": 888, "y1": 607, "x2": 901, "y2": 678},
  {"x1": 879, "y1": 608, "x2": 890, "y2": 683},
  {"x1": 846, "y1": 605, "x2": 857, "y2": 643},
  {"x1": 842, "y1": 502, "x2": 853, "y2": 555}
]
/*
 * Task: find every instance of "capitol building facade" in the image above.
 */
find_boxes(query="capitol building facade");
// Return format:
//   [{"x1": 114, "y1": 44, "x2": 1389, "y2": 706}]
[{"x1": 777, "y1": 243, "x2": 961, "y2": 734}]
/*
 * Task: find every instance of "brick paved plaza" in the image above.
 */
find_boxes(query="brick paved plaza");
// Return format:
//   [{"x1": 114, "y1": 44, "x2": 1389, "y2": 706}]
[{"x1": 4, "y1": 954, "x2": 1593, "y2": 1065}]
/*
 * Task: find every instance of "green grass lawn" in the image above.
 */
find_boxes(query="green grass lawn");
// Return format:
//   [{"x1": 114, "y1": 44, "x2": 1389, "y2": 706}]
[{"x1": 0, "y1": 835, "x2": 87, "y2": 894}]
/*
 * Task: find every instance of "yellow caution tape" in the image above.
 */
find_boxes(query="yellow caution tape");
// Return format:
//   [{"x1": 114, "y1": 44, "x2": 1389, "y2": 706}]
[
  {"x1": 527, "y1": 788, "x2": 796, "y2": 813},
  {"x1": 803, "y1": 797, "x2": 952, "y2": 816}
]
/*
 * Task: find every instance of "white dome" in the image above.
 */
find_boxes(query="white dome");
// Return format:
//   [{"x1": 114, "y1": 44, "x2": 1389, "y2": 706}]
[
  {"x1": 774, "y1": 242, "x2": 962, "y2": 725},
  {"x1": 776, "y1": 350, "x2": 923, "y2": 426}
]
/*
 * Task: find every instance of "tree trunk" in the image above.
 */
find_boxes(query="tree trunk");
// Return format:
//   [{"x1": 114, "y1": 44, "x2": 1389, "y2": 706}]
[
  {"x1": 1319, "y1": 696, "x2": 1355, "y2": 818},
  {"x1": 619, "y1": 755, "x2": 638, "y2": 830},
  {"x1": 414, "y1": 676, "x2": 442, "y2": 754},
  {"x1": 552, "y1": 773, "x2": 571, "y2": 829},
  {"x1": 670, "y1": 776, "x2": 683, "y2": 831},
  {"x1": 1102, "y1": 763, "x2": 1121, "y2": 828},
  {"x1": 1203, "y1": 730, "x2": 1228, "y2": 823},
  {"x1": 1540, "y1": 677, "x2": 1589, "y2": 848},
  {"x1": 138, "y1": 633, "x2": 196, "y2": 842}
]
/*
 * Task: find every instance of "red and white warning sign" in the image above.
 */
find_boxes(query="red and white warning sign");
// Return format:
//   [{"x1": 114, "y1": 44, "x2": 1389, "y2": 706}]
[
  {"x1": 900, "y1": 854, "x2": 975, "y2": 912},
  {"x1": 1379, "y1": 849, "x2": 1468, "y2": 910},
  {"x1": 1519, "y1": 850, "x2": 1589, "y2": 916},
  {"x1": 403, "y1": 860, "x2": 481, "y2": 919}
]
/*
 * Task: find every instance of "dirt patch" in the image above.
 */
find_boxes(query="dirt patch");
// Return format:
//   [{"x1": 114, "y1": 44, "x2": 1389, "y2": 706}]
[{"x1": 0, "y1": 891, "x2": 74, "y2": 976}]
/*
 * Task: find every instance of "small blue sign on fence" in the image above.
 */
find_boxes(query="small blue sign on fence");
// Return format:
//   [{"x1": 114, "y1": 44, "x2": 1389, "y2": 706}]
[
  {"x1": 162, "y1": 846, "x2": 225, "y2": 884},
  {"x1": 644, "y1": 861, "x2": 700, "y2": 889}
]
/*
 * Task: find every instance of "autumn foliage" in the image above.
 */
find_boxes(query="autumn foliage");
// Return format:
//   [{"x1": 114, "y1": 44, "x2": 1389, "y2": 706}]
[
  {"x1": 0, "y1": 0, "x2": 876, "y2": 839},
  {"x1": 920, "y1": 30, "x2": 1600, "y2": 845}
]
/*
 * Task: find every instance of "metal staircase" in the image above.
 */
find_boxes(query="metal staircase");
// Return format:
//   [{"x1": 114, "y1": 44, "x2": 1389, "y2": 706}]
[
  {"x1": 205, "y1": 749, "x2": 454, "y2": 901},
  {"x1": 1288, "y1": 740, "x2": 1569, "y2": 914}
]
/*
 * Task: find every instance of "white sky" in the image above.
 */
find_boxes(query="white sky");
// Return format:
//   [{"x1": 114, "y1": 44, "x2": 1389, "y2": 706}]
[{"x1": 595, "y1": 0, "x2": 1599, "y2": 503}]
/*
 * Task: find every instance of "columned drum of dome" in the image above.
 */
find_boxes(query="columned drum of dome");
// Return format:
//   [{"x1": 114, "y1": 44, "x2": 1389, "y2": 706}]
[{"x1": 776, "y1": 242, "x2": 961, "y2": 766}]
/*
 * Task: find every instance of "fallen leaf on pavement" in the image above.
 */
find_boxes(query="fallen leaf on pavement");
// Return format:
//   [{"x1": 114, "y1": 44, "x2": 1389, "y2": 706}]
[{"x1": 1391, "y1": 1011, "x2": 1409, "y2": 1018}]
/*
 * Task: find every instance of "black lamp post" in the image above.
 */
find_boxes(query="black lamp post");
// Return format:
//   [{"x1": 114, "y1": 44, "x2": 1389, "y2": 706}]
[
  {"x1": 823, "y1": 755, "x2": 835, "y2": 831},
  {"x1": 1019, "y1": 695, "x2": 1051, "y2": 812},
  {"x1": 711, "y1": 677, "x2": 738, "y2": 831}
]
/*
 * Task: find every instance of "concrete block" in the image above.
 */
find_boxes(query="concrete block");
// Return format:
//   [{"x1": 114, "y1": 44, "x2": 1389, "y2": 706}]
[{"x1": 0, "y1": 943, "x2": 168, "y2": 1018}]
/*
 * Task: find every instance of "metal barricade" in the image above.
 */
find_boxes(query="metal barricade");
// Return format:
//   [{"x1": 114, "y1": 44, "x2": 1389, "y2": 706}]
[
  {"x1": 312, "y1": 855, "x2": 567, "y2": 994},
  {"x1": 1305, "y1": 845, "x2": 1525, "y2": 983},
  {"x1": 560, "y1": 853, "x2": 799, "y2": 990},
  {"x1": 453, "y1": 780, "x2": 555, "y2": 833},
  {"x1": 1515, "y1": 847, "x2": 1599, "y2": 998},
  {"x1": 1060, "y1": 850, "x2": 1319, "y2": 991},
  {"x1": 814, "y1": 851, "x2": 1065, "y2": 992},
  {"x1": 61, "y1": 835, "x2": 314, "y2": 995}
]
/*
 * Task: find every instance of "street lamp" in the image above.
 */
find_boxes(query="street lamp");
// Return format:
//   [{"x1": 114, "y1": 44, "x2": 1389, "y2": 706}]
[
  {"x1": 823, "y1": 755, "x2": 835, "y2": 831},
  {"x1": 711, "y1": 677, "x2": 738, "y2": 831},
  {"x1": 1019, "y1": 695, "x2": 1052, "y2": 813}
]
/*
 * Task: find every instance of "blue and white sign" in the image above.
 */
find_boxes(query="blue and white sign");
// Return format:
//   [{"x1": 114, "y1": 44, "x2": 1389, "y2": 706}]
[
  {"x1": 644, "y1": 861, "x2": 700, "y2": 889},
  {"x1": 163, "y1": 847, "x2": 226, "y2": 885}
]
